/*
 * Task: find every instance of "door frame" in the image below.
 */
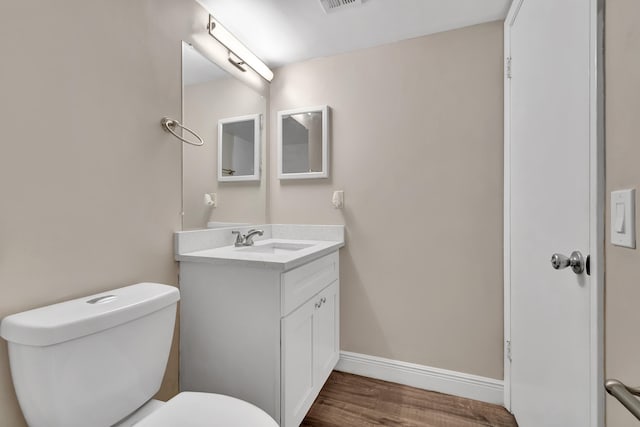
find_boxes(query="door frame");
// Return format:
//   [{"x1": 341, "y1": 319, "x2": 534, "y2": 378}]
[{"x1": 502, "y1": 0, "x2": 605, "y2": 425}]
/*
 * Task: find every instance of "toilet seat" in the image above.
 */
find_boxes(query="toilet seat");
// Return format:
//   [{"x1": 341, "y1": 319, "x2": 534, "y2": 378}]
[{"x1": 134, "y1": 392, "x2": 279, "y2": 427}]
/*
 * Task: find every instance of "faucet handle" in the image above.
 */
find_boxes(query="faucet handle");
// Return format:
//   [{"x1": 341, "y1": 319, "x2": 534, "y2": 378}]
[{"x1": 232, "y1": 230, "x2": 245, "y2": 247}]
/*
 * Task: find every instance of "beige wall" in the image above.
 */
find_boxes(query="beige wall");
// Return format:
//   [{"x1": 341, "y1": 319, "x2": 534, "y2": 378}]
[
  {"x1": 183, "y1": 77, "x2": 267, "y2": 230},
  {"x1": 0, "y1": 0, "x2": 224, "y2": 425},
  {"x1": 14, "y1": 1, "x2": 640, "y2": 424},
  {"x1": 605, "y1": 0, "x2": 640, "y2": 425},
  {"x1": 269, "y1": 22, "x2": 504, "y2": 379}
]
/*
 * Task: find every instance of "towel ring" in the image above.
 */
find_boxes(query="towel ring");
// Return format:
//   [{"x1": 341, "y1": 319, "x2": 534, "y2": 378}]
[{"x1": 160, "y1": 117, "x2": 204, "y2": 146}]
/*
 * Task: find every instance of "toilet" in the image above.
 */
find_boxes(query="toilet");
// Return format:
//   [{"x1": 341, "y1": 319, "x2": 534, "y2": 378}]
[{"x1": 0, "y1": 282, "x2": 278, "y2": 427}]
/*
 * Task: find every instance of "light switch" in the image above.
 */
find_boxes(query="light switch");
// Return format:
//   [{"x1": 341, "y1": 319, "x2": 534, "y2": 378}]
[
  {"x1": 615, "y1": 202, "x2": 625, "y2": 233},
  {"x1": 611, "y1": 189, "x2": 635, "y2": 248}
]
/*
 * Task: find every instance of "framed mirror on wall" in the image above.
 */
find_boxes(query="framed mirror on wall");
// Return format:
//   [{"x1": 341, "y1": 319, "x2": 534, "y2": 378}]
[
  {"x1": 277, "y1": 105, "x2": 330, "y2": 180},
  {"x1": 218, "y1": 114, "x2": 261, "y2": 182},
  {"x1": 181, "y1": 42, "x2": 267, "y2": 230}
]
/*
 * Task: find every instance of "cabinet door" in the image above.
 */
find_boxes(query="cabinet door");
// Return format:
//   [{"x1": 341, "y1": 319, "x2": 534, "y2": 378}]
[
  {"x1": 315, "y1": 281, "x2": 339, "y2": 385},
  {"x1": 281, "y1": 297, "x2": 316, "y2": 427}
]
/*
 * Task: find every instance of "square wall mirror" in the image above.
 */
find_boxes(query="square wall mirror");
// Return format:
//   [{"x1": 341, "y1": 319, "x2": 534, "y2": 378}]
[
  {"x1": 277, "y1": 105, "x2": 329, "y2": 179},
  {"x1": 218, "y1": 114, "x2": 261, "y2": 182}
]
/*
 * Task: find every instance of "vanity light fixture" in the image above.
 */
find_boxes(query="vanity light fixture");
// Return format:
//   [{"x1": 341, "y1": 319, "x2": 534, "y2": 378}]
[
  {"x1": 227, "y1": 51, "x2": 247, "y2": 73},
  {"x1": 208, "y1": 15, "x2": 274, "y2": 82}
]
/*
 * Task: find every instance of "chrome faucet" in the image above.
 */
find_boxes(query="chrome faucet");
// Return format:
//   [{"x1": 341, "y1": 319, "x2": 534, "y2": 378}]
[
  {"x1": 232, "y1": 229, "x2": 264, "y2": 247},
  {"x1": 244, "y1": 229, "x2": 264, "y2": 246}
]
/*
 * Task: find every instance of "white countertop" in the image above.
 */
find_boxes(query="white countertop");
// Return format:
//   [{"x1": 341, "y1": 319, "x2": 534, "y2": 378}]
[{"x1": 176, "y1": 238, "x2": 344, "y2": 271}]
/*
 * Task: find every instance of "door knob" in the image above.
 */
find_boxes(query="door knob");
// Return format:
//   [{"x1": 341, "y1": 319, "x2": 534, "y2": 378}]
[{"x1": 551, "y1": 251, "x2": 585, "y2": 274}]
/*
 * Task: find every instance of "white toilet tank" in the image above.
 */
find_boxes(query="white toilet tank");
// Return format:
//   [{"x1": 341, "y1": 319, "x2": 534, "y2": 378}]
[{"x1": 0, "y1": 282, "x2": 180, "y2": 427}]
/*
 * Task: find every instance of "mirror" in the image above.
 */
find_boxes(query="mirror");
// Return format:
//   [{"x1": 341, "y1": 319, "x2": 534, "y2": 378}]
[
  {"x1": 277, "y1": 105, "x2": 330, "y2": 179},
  {"x1": 182, "y1": 42, "x2": 267, "y2": 230},
  {"x1": 218, "y1": 114, "x2": 260, "y2": 182}
]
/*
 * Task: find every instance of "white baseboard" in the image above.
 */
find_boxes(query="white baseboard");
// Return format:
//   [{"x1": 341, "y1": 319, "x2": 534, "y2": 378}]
[{"x1": 335, "y1": 351, "x2": 504, "y2": 405}]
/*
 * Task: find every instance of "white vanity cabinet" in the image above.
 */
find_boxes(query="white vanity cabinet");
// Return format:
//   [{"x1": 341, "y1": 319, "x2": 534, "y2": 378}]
[{"x1": 179, "y1": 250, "x2": 340, "y2": 427}]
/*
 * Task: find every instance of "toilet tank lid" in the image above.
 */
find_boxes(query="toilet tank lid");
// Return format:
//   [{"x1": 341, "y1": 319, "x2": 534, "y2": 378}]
[{"x1": 0, "y1": 283, "x2": 180, "y2": 347}]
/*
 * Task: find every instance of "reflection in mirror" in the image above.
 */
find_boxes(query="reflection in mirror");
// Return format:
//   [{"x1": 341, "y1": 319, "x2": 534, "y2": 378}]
[
  {"x1": 218, "y1": 115, "x2": 260, "y2": 182},
  {"x1": 278, "y1": 106, "x2": 329, "y2": 180},
  {"x1": 283, "y1": 113, "x2": 322, "y2": 174},
  {"x1": 182, "y1": 42, "x2": 267, "y2": 230}
]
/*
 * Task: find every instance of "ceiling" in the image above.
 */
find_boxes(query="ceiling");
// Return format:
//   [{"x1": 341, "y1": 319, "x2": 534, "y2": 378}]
[{"x1": 198, "y1": 0, "x2": 512, "y2": 68}]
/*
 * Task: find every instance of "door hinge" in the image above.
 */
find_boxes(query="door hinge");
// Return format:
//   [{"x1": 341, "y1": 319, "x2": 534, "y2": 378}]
[
  {"x1": 506, "y1": 340, "x2": 512, "y2": 362},
  {"x1": 506, "y1": 57, "x2": 512, "y2": 79}
]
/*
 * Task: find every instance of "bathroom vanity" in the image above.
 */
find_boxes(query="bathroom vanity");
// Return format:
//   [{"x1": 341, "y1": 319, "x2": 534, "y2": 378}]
[{"x1": 175, "y1": 225, "x2": 344, "y2": 427}]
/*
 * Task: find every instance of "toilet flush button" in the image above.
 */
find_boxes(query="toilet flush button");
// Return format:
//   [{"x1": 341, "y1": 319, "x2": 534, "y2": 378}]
[{"x1": 86, "y1": 295, "x2": 117, "y2": 304}]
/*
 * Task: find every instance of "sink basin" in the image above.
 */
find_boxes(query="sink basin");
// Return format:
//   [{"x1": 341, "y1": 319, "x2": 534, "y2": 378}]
[{"x1": 238, "y1": 242, "x2": 314, "y2": 254}]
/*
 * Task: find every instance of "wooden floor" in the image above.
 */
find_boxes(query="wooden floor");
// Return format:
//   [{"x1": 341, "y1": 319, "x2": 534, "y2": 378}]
[{"x1": 301, "y1": 371, "x2": 518, "y2": 427}]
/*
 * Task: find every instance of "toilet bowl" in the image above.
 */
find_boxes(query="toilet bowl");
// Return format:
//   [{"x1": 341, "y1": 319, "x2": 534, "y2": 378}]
[
  {"x1": 0, "y1": 283, "x2": 278, "y2": 427},
  {"x1": 124, "y1": 392, "x2": 277, "y2": 427}
]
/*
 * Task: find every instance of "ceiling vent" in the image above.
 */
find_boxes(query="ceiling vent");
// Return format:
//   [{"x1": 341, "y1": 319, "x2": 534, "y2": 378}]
[{"x1": 319, "y1": 0, "x2": 363, "y2": 14}]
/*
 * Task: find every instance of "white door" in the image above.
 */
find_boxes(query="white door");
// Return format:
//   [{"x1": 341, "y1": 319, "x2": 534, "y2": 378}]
[
  {"x1": 315, "y1": 281, "x2": 340, "y2": 384},
  {"x1": 505, "y1": 0, "x2": 603, "y2": 426},
  {"x1": 281, "y1": 297, "x2": 316, "y2": 427}
]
